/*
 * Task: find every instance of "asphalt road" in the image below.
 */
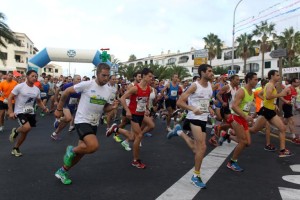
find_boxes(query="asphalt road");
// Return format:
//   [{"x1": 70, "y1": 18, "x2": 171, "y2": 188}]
[{"x1": 0, "y1": 112, "x2": 299, "y2": 200}]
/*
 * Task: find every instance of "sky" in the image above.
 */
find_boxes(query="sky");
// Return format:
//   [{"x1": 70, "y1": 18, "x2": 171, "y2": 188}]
[{"x1": 1, "y1": 0, "x2": 300, "y2": 77}]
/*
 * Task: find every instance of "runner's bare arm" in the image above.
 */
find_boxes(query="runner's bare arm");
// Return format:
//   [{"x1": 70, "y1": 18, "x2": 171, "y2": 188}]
[
  {"x1": 216, "y1": 85, "x2": 229, "y2": 104},
  {"x1": 231, "y1": 88, "x2": 246, "y2": 119},
  {"x1": 120, "y1": 86, "x2": 138, "y2": 113},
  {"x1": 176, "y1": 83, "x2": 197, "y2": 112},
  {"x1": 265, "y1": 84, "x2": 289, "y2": 100}
]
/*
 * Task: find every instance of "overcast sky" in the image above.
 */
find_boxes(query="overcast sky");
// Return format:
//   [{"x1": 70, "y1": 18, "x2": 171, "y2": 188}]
[{"x1": 1, "y1": 0, "x2": 300, "y2": 77}]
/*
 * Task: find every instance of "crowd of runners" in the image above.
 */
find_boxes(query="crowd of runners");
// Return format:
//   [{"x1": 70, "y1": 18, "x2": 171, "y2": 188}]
[{"x1": 1, "y1": 63, "x2": 299, "y2": 188}]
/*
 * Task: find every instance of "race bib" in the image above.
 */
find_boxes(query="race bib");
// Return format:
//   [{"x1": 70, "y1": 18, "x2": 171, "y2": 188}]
[
  {"x1": 23, "y1": 106, "x2": 34, "y2": 114},
  {"x1": 40, "y1": 92, "x2": 47, "y2": 97},
  {"x1": 197, "y1": 99, "x2": 210, "y2": 113},
  {"x1": 136, "y1": 97, "x2": 148, "y2": 112},
  {"x1": 170, "y1": 90, "x2": 177, "y2": 97},
  {"x1": 69, "y1": 97, "x2": 78, "y2": 105},
  {"x1": 243, "y1": 102, "x2": 252, "y2": 112},
  {"x1": 89, "y1": 113, "x2": 100, "y2": 126}
]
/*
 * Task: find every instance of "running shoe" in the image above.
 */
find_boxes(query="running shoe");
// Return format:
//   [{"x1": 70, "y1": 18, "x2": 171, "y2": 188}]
[
  {"x1": 55, "y1": 168, "x2": 72, "y2": 185},
  {"x1": 191, "y1": 176, "x2": 206, "y2": 188},
  {"x1": 264, "y1": 144, "x2": 276, "y2": 152},
  {"x1": 218, "y1": 131, "x2": 229, "y2": 146},
  {"x1": 279, "y1": 149, "x2": 294, "y2": 158},
  {"x1": 51, "y1": 132, "x2": 61, "y2": 141},
  {"x1": 121, "y1": 140, "x2": 131, "y2": 151},
  {"x1": 40, "y1": 112, "x2": 45, "y2": 117},
  {"x1": 68, "y1": 126, "x2": 75, "y2": 132},
  {"x1": 172, "y1": 109, "x2": 181, "y2": 117},
  {"x1": 208, "y1": 136, "x2": 218, "y2": 147},
  {"x1": 53, "y1": 119, "x2": 60, "y2": 129},
  {"x1": 144, "y1": 132, "x2": 152, "y2": 137},
  {"x1": 113, "y1": 134, "x2": 122, "y2": 143},
  {"x1": 63, "y1": 146, "x2": 75, "y2": 167},
  {"x1": 9, "y1": 128, "x2": 18, "y2": 143},
  {"x1": 131, "y1": 159, "x2": 146, "y2": 169},
  {"x1": 291, "y1": 138, "x2": 300, "y2": 145},
  {"x1": 11, "y1": 148, "x2": 22, "y2": 157},
  {"x1": 227, "y1": 161, "x2": 244, "y2": 172},
  {"x1": 0, "y1": 126, "x2": 3, "y2": 132},
  {"x1": 167, "y1": 124, "x2": 182, "y2": 139},
  {"x1": 106, "y1": 123, "x2": 118, "y2": 137}
]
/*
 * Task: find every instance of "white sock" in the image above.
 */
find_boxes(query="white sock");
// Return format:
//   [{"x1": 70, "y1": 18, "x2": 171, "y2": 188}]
[{"x1": 177, "y1": 130, "x2": 183, "y2": 136}]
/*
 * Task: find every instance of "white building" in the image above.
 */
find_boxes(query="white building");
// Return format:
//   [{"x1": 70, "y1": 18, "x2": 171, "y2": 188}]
[
  {"x1": 41, "y1": 63, "x2": 63, "y2": 78},
  {"x1": 122, "y1": 47, "x2": 280, "y2": 78},
  {"x1": 0, "y1": 32, "x2": 38, "y2": 74}
]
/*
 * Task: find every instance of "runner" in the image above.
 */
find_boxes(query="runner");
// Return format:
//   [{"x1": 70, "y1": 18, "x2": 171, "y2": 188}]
[
  {"x1": 54, "y1": 63, "x2": 118, "y2": 185},
  {"x1": 118, "y1": 68, "x2": 153, "y2": 168},
  {"x1": 51, "y1": 75, "x2": 81, "y2": 140},
  {"x1": 161, "y1": 74, "x2": 180, "y2": 131},
  {"x1": 7, "y1": 70, "x2": 49, "y2": 157},
  {"x1": 280, "y1": 78, "x2": 300, "y2": 144},
  {"x1": 250, "y1": 70, "x2": 293, "y2": 157},
  {"x1": 0, "y1": 72, "x2": 18, "y2": 132},
  {"x1": 225, "y1": 72, "x2": 258, "y2": 172},
  {"x1": 40, "y1": 77, "x2": 50, "y2": 116},
  {"x1": 167, "y1": 64, "x2": 214, "y2": 188}
]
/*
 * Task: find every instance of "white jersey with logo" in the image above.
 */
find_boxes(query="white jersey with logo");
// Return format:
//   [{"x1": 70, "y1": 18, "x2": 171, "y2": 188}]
[
  {"x1": 186, "y1": 81, "x2": 213, "y2": 122},
  {"x1": 12, "y1": 82, "x2": 40, "y2": 115},
  {"x1": 74, "y1": 80, "x2": 113, "y2": 126}
]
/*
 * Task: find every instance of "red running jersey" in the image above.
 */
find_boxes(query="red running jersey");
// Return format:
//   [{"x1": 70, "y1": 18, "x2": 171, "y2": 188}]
[{"x1": 129, "y1": 84, "x2": 151, "y2": 116}]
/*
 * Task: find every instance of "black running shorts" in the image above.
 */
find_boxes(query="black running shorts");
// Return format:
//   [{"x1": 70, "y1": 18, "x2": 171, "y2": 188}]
[{"x1": 75, "y1": 123, "x2": 97, "y2": 141}]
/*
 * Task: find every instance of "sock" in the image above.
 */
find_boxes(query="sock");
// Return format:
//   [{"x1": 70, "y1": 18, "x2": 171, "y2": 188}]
[
  {"x1": 291, "y1": 134, "x2": 296, "y2": 139},
  {"x1": 14, "y1": 129, "x2": 19, "y2": 138},
  {"x1": 280, "y1": 149, "x2": 286, "y2": 152},
  {"x1": 113, "y1": 127, "x2": 119, "y2": 133},
  {"x1": 193, "y1": 170, "x2": 200, "y2": 177},
  {"x1": 177, "y1": 130, "x2": 183, "y2": 136},
  {"x1": 52, "y1": 132, "x2": 57, "y2": 136},
  {"x1": 62, "y1": 166, "x2": 68, "y2": 171},
  {"x1": 231, "y1": 158, "x2": 237, "y2": 163}
]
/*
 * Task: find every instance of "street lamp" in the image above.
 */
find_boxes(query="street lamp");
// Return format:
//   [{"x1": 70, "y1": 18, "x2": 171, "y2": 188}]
[{"x1": 231, "y1": 0, "x2": 244, "y2": 71}]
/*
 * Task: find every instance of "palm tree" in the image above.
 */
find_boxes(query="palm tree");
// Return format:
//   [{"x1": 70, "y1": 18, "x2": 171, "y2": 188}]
[
  {"x1": 0, "y1": 12, "x2": 19, "y2": 60},
  {"x1": 252, "y1": 21, "x2": 277, "y2": 78},
  {"x1": 235, "y1": 33, "x2": 256, "y2": 74},
  {"x1": 128, "y1": 54, "x2": 137, "y2": 62},
  {"x1": 203, "y1": 33, "x2": 223, "y2": 65},
  {"x1": 277, "y1": 26, "x2": 300, "y2": 67},
  {"x1": 118, "y1": 64, "x2": 142, "y2": 80},
  {"x1": 165, "y1": 65, "x2": 191, "y2": 81}
]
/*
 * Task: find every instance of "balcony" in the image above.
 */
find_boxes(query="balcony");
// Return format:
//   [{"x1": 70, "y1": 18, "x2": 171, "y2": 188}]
[{"x1": 14, "y1": 45, "x2": 28, "y2": 53}]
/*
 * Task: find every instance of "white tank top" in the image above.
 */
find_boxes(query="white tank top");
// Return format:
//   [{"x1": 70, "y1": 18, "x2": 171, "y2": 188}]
[
  {"x1": 149, "y1": 87, "x2": 156, "y2": 108},
  {"x1": 227, "y1": 84, "x2": 238, "y2": 108},
  {"x1": 187, "y1": 81, "x2": 213, "y2": 122}
]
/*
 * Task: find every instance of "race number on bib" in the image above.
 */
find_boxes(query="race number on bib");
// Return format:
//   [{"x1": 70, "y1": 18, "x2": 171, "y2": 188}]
[
  {"x1": 197, "y1": 99, "x2": 210, "y2": 113},
  {"x1": 40, "y1": 92, "x2": 47, "y2": 97},
  {"x1": 136, "y1": 97, "x2": 148, "y2": 112},
  {"x1": 170, "y1": 90, "x2": 177, "y2": 97},
  {"x1": 23, "y1": 106, "x2": 34, "y2": 114},
  {"x1": 243, "y1": 102, "x2": 252, "y2": 112},
  {"x1": 69, "y1": 97, "x2": 78, "y2": 105},
  {"x1": 88, "y1": 113, "x2": 101, "y2": 126}
]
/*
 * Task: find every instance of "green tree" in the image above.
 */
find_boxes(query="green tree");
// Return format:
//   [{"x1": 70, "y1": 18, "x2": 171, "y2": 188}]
[
  {"x1": 165, "y1": 65, "x2": 191, "y2": 81},
  {"x1": 253, "y1": 21, "x2": 277, "y2": 78},
  {"x1": 203, "y1": 33, "x2": 223, "y2": 65},
  {"x1": 118, "y1": 64, "x2": 142, "y2": 80},
  {"x1": 128, "y1": 54, "x2": 137, "y2": 62},
  {"x1": 0, "y1": 12, "x2": 19, "y2": 60},
  {"x1": 277, "y1": 26, "x2": 300, "y2": 67},
  {"x1": 212, "y1": 66, "x2": 229, "y2": 75},
  {"x1": 235, "y1": 33, "x2": 256, "y2": 74}
]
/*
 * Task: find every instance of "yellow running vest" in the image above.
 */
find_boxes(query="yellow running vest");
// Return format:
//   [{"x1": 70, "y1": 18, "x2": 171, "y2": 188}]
[{"x1": 263, "y1": 83, "x2": 277, "y2": 110}]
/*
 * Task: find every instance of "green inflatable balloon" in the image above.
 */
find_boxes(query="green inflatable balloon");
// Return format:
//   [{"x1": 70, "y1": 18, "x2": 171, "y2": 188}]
[{"x1": 100, "y1": 51, "x2": 111, "y2": 62}]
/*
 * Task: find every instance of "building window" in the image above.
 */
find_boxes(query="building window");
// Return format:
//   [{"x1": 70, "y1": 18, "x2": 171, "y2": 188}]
[
  {"x1": 167, "y1": 58, "x2": 176, "y2": 65},
  {"x1": 246, "y1": 63, "x2": 259, "y2": 73},
  {"x1": 48, "y1": 68, "x2": 52, "y2": 72},
  {"x1": 178, "y1": 56, "x2": 189, "y2": 64},
  {"x1": 55, "y1": 69, "x2": 58, "y2": 73},
  {"x1": 145, "y1": 61, "x2": 148, "y2": 65},
  {"x1": 15, "y1": 55, "x2": 21, "y2": 62},
  {"x1": 44, "y1": 68, "x2": 46, "y2": 72},
  {"x1": 136, "y1": 62, "x2": 143, "y2": 66},
  {"x1": 224, "y1": 51, "x2": 237, "y2": 60},
  {"x1": 265, "y1": 61, "x2": 271, "y2": 69},
  {"x1": 0, "y1": 52, "x2": 8, "y2": 60},
  {"x1": 150, "y1": 60, "x2": 153, "y2": 65}
]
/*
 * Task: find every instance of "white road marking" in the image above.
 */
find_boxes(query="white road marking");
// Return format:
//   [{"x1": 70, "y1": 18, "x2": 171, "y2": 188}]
[
  {"x1": 156, "y1": 142, "x2": 237, "y2": 200},
  {"x1": 282, "y1": 175, "x2": 300, "y2": 185},
  {"x1": 279, "y1": 187, "x2": 300, "y2": 200},
  {"x1": 290, "y1": 165, "x2": 300, "y2": 173}
]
